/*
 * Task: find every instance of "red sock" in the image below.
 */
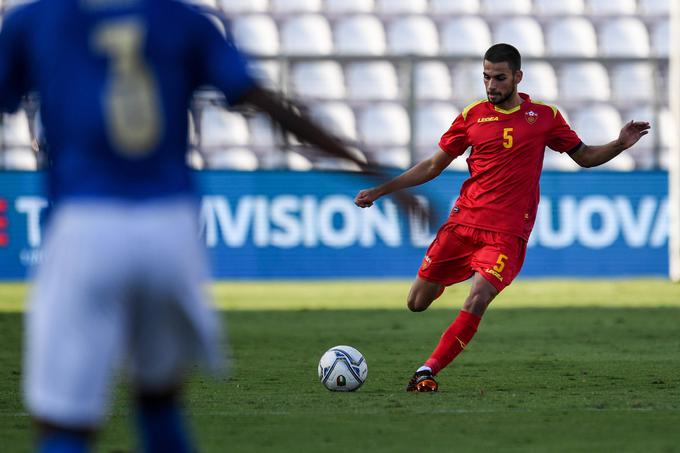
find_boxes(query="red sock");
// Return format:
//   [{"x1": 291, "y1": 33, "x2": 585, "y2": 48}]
[{"x1": 424, "y1": 310, "x2": 481, "y2": 375}]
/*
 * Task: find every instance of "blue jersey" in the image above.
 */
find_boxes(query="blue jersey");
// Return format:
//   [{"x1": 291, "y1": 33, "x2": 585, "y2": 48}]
[{"x1": 0, "y1": 0, "x2": 256, "y2": 202}]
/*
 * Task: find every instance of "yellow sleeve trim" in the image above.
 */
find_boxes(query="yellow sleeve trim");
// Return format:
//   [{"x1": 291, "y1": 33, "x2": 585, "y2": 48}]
[
  {"x1": 461, "y1": 99, "x2": 486, "y2": 120},
  {"x1": 533, "y1": 100, "x2": 558, "y2": 118}
]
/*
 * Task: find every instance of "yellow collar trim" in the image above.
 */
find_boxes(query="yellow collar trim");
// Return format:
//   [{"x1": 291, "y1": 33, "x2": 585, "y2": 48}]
[{"x1": 494, "y1": 104, "x2": 522, "y2": 114}]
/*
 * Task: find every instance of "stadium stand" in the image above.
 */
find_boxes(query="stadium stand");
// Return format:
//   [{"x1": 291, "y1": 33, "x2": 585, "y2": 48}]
[{"x1": 0, "y1": 0, "x2": 670, "y2": 172}]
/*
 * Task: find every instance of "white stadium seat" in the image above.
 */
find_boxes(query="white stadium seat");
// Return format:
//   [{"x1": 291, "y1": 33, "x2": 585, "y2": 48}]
[
  {"x1": 308, "y1": 102, "x2": 358, "y2": 141},
  {"x1": 2, "y1": 148, "x2": 37, "y2": 171},
  {"x1": 447, "y1": 149, "x2": 471, "y2": 172},
  {"x1": 219, "y1": 0, "x2": 268, "y2": 13},
  {"x1": 430, "y1": 0, "x2": 480, "y2": 14},
  {"x1": 248, "y1": 60, "x2": 280, "y2": 89},
  {"x1": 248, "y1": 113, "x2": 277, "y2": 148},
  {"x1": 186, "y1": 150, "x2": 204, "y2": 170},
  {"x1": 2, "y1": 111, "x2": 32, "y2": 148},
  {"x1": 520, "y1": 62, "x2": 558, "y2": 102},
  {"x1": 452, "y1": 62, "x2": 487, "y2": 103},
  {"x1": 371, "y1": 148, "x2": 411, "y2": 169},
  {"x1": 375, "y1": 0, "x2": 426, "y2": 14},
  {"x1": 625, "y1": 106, "x2": 677, "y2": 169},
  {"x1": 573, "y1": 105, "x2": 622, "y2": 147},
  {"x1": 183, "y1": 0, "x2": 218, "y2": 8},
  {"x1": 415, "y1": 62, "x2": 452, "y2": 100},
  {"x1": 270, "y1": 0, "x2": 320, "y2": 13},
  {"x1": 493, "y1": 17, "x2": 545, "y2": 57},
  {"x1": 231, "y1": 15, "x2": 279, "y2": 56},
  {"x1": 640, "y1": 0, "x2": 669, "y2": 15},
  {"x1": 546, "y1": 17, "x2": 597, "y2": 57},
  {"x1": 558, "y1": 62, "x2": 611, "y2": 102},
  {"x1": 325, "y1": 0, "x2": 374, "y2": 14},
  {"x1": 415, "y1": 103, "x2": 459, "y2": 149},
  {"x1": 291, "y1": 61, "x2": 346, "y2": 100},
  {"x1": 358, "y1": 104, "x2": 410, "y2": 147},
  {"x1": 611, "y1": 63, "x2": 656, "y2": 103},
  {"x1": 281, "y1": 15, "x2": 333, "y2": 56},
  {"x1": 387, "y1": 16, "x2": 439, "y2": 56},
  {"x1": 543, "y1": 150, "x2": 581, "y2": 172},
  {"x1": 533, "y1": 0, "x2": 584, "y2": 15},
  {"x1": 587, "y1": 0, "x2": 636, "y2": 15},
  {"x1": 334, "y1": 15, "x2": 386, "y2": 56},
  {"x1": 482, "y1": 0, "x2": 532, "y2": 15},
  {"x1": 200, "y1": 106, "x2": 249, "y2": 149},
  {"x1": 346, "y1": 62, "x2": 399, "y2": 101},
  {"x1": 441, "y1": 17, "x2": 492, "y2": 56},
  {"x1": 652, "y1": 19, "x2": 669, "y2": 57},
  {"x1": 285, "y1": 152, "x2": 314, "y2": 171},
  {"x1": 206, "y1": 148, "x2": 258, "y2": 170},
  {"x1": 599, "y1": 18, "x2": 651, "y2": 57}
]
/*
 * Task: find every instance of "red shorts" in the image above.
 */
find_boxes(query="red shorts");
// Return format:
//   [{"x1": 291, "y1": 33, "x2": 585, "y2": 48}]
[{"x1": 417, "y1": 223, "x2": 527, "y2": 292}]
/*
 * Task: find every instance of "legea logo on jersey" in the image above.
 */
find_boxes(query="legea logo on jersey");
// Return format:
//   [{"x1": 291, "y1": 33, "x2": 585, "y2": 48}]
[
  {"x1": 525, "y1": 110, "x2": 538, "y2": 124},
  {"x1": 478, "y1": 116, "x2": 499, "y2": 123},
  {"x1": 0, "y1": 198, "x2": 8, "y2": 247}
]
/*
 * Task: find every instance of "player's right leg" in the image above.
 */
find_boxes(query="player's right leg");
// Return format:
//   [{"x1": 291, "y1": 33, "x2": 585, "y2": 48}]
[{"x1": 406, "y1": 277, "x2": 445, "y2": 312}]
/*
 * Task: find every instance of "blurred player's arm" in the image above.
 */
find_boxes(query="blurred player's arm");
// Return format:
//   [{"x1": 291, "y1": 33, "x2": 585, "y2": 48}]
[
  {"x1": 236, "y1": 86, "x2": 365, "y2": 167},
  {"x1": 354, "y1": 149, "x2": 454, "y2": 208},
  {"x1": 570, "y1": 120, "x2": 650, "y2": 168}
]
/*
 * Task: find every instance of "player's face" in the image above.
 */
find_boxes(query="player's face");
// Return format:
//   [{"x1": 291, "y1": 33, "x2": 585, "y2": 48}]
[{"x1": 483, "y1": 60, "x2": 522, "y2": 106}]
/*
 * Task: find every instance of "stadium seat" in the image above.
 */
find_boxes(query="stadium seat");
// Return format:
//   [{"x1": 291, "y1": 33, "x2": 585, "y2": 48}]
[
  {"x1": 611, "y1": 63, "x2": 656, "y2": 104},
  {"x1": 371, "y1": 148, "x2": 411, "y2": 169},
  {"x1": 387, "y1": 16, "x2": 439, "y2": 56},
  {"x1": 430, "y1": 0, "x2": 480, "y2": 14},
  {"x1": 482, "y1": 0, "x2": 532, "y2": 15},
  {"x1": 291, "y1": 61, "x2": 346, "y2": 100},
  {"x1": 626, "y1": 105, "x2": 676, "y2": 169},
  {"x1": 358, "y1": 103, "x2": 410, "y2": 147},
  {"x1": 533, "y1": 0, "x2": 584, "y2": 15},
  {"x1": 231, "y1": 15, "x2": 279, "y2": 56},
  {"x1": 520, "y1": 62, "x2": 558, "y2": 102},
  {"x1": 558, "y1": 62, "x2": 611, "y2": 102},
  {"x1": 334, "y1": 15, "x2": 386, "y2": 56},
  {"x1": 248, "y1": 60, "x2": 280, "y2": 89},
  {"x1": 270, "y1": 0, "x2": 320, "y2": 13},
  {"x1": 280, "y1": 15, "x2": 333, "y2": 56},
  {"x1": 640, "y1": 0, "x2": 669, "y2": 15},
  {"x1": 375, "y1": 0, "x2": 426, "y2": 14},
  {"x1": 652, "y1": 19, "x2": 669, "y2": 57},
  {"x1": 206, "y1": 148, "x2": 258, "y2": 170},
  {"x1": 441, "y1": 17, "x2": 492, "y2": 56},
  {"x1": 415, "y1": 103, "x2": 459, "y2": 149},
  {"x1": 599, "y1": 18, "x2": 651, "y2": 57},
  {"x1": 183, "y1": 0, "x2": 218, "y2": 9},
  {"x1": 493, "y1": 17, "x2": 545, "y2": 57},
  {"x1": 414, "y1": 62, "x2": 452, "y2": 100},
  {"x1": 345, "y1": 62, "x2": 399, "y2": 101},
  {"x1": 285, "y1": 151, "x2": 314, "y2": 171},
  {"x1": 219, "y1": 0, "x2": 268, "y2": 14},
  {"x1": 186, "y1": 150, "x2": 205, "y2": 170},
  {"x1": 248, "y1": 113, "x2": 278, "y2": 148},
  {"x1": 308, "y1": 102, "x2": 358, "y2": 141},
  {"x1": 542, "y1": 150, "x2": 581, "y2": 171},
  {"x1": 587, "y1": 0, "x2": 636, "y2": 15},
  {"x1": 546, "y1": 17, "x2": 597, "y2": 57},
  {"x1": 452, "y1": 62, "x2": 488, "y2": 103},
  {"x1": 2, "y1": 111, "x2": 31, "y2": 148},
  {"x1": 573, "y1": 104, "x2": 623, "y2": 147},
  {"x1": 447, "y1": 149, "x2": 471, "y2": 172},
  {"x1": 1, "y1": 148, "x2": 37, "y2": 171},
  {"x1": 200, "y1": 106, "x2": 249, "y2": 149},
  {"x1": 325, "y1": 0, "x2": 374, "y2": 14}
]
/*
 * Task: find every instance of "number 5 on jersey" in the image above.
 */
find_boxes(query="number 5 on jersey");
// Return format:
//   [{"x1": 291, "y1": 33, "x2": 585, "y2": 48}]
[{"x1": 502, "y1": 128, "x2": 513, "y2": 149}]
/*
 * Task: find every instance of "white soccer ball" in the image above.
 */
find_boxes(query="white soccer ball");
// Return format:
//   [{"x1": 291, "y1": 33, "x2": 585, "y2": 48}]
[{"x1": 318, "y1": 345, "x2": 368, "y2": 392}]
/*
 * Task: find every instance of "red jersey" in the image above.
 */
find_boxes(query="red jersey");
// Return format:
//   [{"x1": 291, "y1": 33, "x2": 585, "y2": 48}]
[{"x1": 439, "y1": 93, "x2": 582, "y2": 240}]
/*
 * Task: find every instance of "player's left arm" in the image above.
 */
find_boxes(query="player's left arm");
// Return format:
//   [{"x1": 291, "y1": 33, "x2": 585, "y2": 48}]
[{"x1": 569, "y1": 120, "x2": 651, "y2": 168}]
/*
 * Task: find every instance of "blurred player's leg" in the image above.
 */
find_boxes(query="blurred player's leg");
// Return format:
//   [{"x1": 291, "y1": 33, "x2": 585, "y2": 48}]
[{"x1": 135, "y1": 391, "x2": 191, "y2": 453}]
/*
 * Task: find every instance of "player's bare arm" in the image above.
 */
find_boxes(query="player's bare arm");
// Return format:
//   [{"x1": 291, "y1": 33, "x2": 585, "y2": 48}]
[
  {"x1": 354, "y1": 149, "x2": 454, "y2": 208},
  {"x1": 570, "y1": 120, "x2": 651, "y2": 168}
]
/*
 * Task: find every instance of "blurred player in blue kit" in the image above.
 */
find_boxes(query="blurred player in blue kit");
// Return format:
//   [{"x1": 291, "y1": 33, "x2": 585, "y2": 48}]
[{"x1": 0, "y1": 1, "x2": 366, "y2": 452}]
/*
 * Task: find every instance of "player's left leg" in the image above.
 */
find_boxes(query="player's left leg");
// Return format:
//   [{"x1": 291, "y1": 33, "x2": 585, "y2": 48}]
[{"x1": 135, "y1": 387, "x2": 192, "y2": 453}]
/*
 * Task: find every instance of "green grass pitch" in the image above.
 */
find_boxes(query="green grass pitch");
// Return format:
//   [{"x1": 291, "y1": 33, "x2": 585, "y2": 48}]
[{"x1": 1, "y1": 279, "x2": 679, "y2": 452}]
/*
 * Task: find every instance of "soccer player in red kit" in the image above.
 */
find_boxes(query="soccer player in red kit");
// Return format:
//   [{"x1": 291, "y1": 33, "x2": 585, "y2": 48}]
[{"x1": 354, "y1": 44, "x2": 650, "y2": 392}]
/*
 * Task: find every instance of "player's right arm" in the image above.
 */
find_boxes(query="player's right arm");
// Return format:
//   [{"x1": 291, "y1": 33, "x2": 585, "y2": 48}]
[{"x1": 354, "y1": 149, "x2": 453, "y2": 208}]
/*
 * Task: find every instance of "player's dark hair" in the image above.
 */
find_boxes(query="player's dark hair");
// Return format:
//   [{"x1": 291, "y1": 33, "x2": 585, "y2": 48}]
[{"x1": 484, "y1": 43, "x2": 522, "y2": 72}]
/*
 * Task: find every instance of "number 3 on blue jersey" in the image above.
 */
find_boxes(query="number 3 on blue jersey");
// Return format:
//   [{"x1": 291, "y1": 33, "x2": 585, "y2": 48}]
[{"x1": 93, "y1": 19, "x2": 162, "y2": 157}]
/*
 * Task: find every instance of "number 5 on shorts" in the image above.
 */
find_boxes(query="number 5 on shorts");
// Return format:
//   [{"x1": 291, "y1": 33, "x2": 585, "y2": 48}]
[{"x1": 493, "y1": 254, "x2": 508, "y2": 273}]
